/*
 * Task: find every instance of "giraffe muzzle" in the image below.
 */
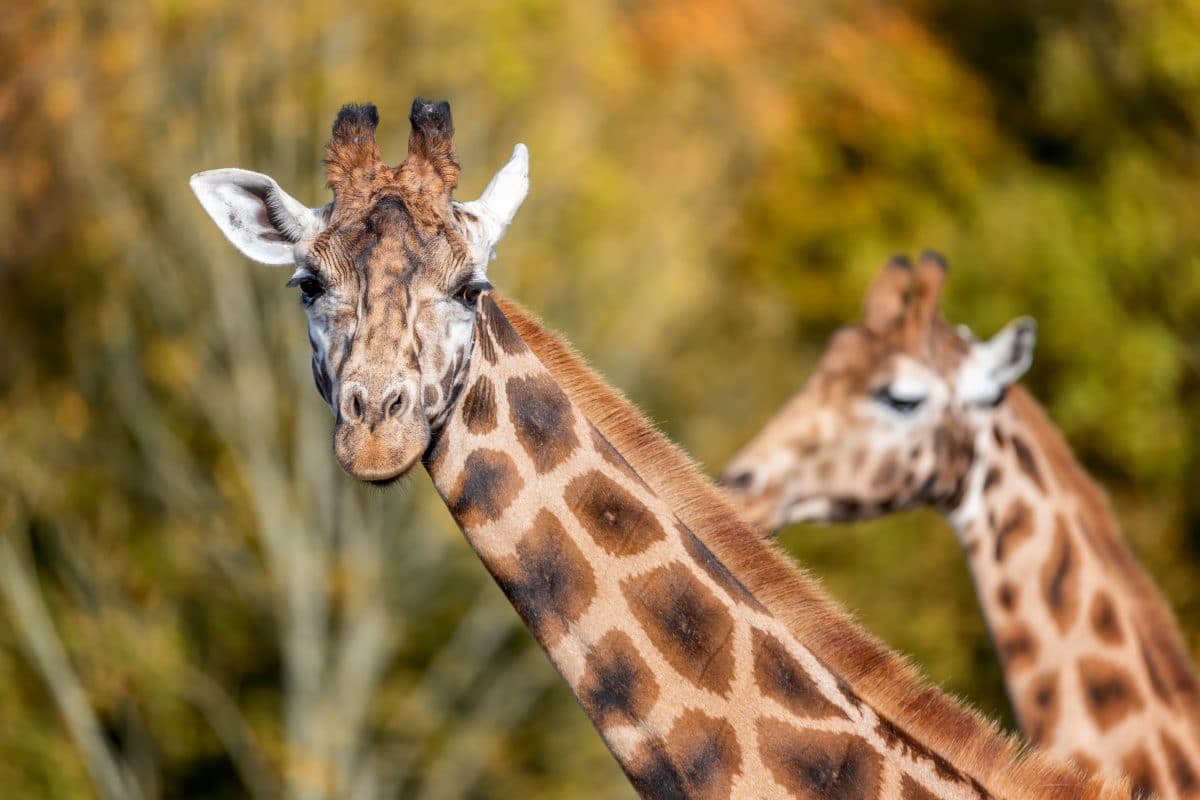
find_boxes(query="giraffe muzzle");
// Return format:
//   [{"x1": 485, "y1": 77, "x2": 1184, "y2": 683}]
[{"x1": 333, "y1": 383, "x2": 429, "y2": 484}]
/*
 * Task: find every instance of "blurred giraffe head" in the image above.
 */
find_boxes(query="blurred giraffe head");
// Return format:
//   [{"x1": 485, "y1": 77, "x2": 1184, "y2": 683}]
[
  {"x1": 191, "y1": 99, "x2": 528, "y2": 483},
  {"x1": 721, "y1": 252, "x2": 1036, "y2": 532}
]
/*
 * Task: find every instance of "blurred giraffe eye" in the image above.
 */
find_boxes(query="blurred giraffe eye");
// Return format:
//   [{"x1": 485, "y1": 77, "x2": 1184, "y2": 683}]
[{"x1": 872, "y1": 386, "x2": 925, "y2": 414}]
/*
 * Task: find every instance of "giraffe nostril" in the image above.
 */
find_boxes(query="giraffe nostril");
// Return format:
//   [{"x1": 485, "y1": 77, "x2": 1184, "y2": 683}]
[
  {"x1": 383, "y1": 388, "x2": 407, "y2": 419},
  {"x1": 341, "y1": 386, "x2": 369, "y2": 424},
  {"x1": 720, "y1": 470, "x2": 755, "y2": 491}
]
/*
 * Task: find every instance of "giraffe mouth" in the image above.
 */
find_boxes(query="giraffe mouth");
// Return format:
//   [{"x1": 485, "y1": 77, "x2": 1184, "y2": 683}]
[{"x1": 333, "y1": 413, "x2": 430, "y2": 485}]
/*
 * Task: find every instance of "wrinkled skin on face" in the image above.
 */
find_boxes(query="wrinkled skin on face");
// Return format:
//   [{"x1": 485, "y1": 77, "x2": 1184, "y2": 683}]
[
  {"x1": 191, "y1": 100, "x2": 528, "y2": 483},
  {"x1": 721, "y1": 253, "x2": 1036, "y2": 533}
]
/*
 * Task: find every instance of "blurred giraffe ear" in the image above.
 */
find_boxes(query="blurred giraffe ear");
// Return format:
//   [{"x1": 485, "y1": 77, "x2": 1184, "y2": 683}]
[
  {"x1": 958, "y1": 317, "x2": 1037, "y2": 404},
  {"x1": 190, "y1": 169, "x2": 327, "y2": 265}
]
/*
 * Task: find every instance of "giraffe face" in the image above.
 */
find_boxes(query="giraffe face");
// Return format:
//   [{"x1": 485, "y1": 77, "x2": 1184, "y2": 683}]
[
  {"x1": 191, "y1": 100, "x2": 528, "y2": 483},
  {"x1": 721, "y1": 254, "x2": 1036, "y2": 533}
]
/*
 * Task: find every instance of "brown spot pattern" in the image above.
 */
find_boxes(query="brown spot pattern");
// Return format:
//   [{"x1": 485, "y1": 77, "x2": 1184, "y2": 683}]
[
  {"x1": 494, "y1": 510, "x2": 596, "y2": 647},
  {"x1": 751, "y1": 628, "x2": 847, "y2": 720},
  {"x1": 578, "y1": 630, "x2": 659, "y2": 728},
  {"x1": 1077, "y1": 656, "x2": 1144, "y2": 732},
  {"x1": 565, "y1": 469, "x2": 666, "y2": 556},
  {"x1": 662, "y1": 709, "x2": 743, "y2": 799},
  {"x1": 996, "y1": 581, "x2": 1018, "y2": 613},
  {"x1": 983, "y1": 466, "x2": 1003, "y2": 493},
  {"x1": 423, "y1": 425, "x2": 450, "y2": 474},
  {"x1": 476, "y1": 309, "x2": 498, "y2": 365},
  {"x1": 590, "y1": 423, "x2": 650, "y2": 491},
  {"x1": 506, "y1": 373, "x2": 578, "y2": 474},
  {"x1": 1122, "y1": 746, "x2": 1161, "y2": 800},
  {"x1": 995, "y1": 622, "x2": 1039, "y2": 672},
  {"x1": 622, "y1": 562, "x2": 736, "y2": 696},
  {"x1": 928, "y1": 423, "x2": 975, "y2": 508},
  {"x1": 676, "y1": 522, "x2": 763, "y2": 610},
  {"x1": 900, "y1": 775, "x2": 940, "y2": 800},
  {"x1": 484, "y1": 296, "x2": 528, "y2": 356},
  {"x1": 1141, "y1": 631, "x2": 1174, "y2": 705},
  {"x1": 1019, "y1": 670, "x2": 1060, "y2": 746},
  {"x1": 460, "y1": 375, "x2": 497, "y2": 433},
  {"x1": 1160, "y1": 731, "x2": 1199, "y2": 797},
  {"x1": 625, "y1": 740, "x2": 688, "y2": 799},
  {"x1": 871, "y1": 456, "x2": 900, "y2": 489},
  {"x1": 993, "y1": 499, "x2": 1034, "y2": 563},
  {"x1": 873, "y1": 716, "x2": 976, "y2": 792},
  {"x1": 757, "y1": 719, "x2": 883, "y2": 799},
  {"x1": 1070, "y1": 751, "x2": 1100, "y2": 777},
  {"x1": 449, "y1": 448, "x2": 524, "y2": 528},
  {"x1": 1011, "y1": 434, "x2": 1045, "y2": 491},
  {"x1": 1088, "y1": 591, "x2": 1123, "y2": 646},
  {"x1": 1040, "y1": 515, "x2": 1080, "y2": 633}
]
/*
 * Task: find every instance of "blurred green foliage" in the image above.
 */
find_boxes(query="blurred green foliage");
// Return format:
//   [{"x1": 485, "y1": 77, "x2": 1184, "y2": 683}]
[{"x1": 1, "y1": 0, "x2": 1197, "y2": 797}]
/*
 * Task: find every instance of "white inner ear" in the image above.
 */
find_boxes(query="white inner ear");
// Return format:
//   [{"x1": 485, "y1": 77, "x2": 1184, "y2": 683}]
[
  {"x1": 958, "y1": 317, "x2": 1037, "y2": 404},
  {"x1": 456, "y1": 143, "x2": 529, "y2": 265},
  {"x1": 190, "y1": 168, "x2": 326, "y2": 265}
]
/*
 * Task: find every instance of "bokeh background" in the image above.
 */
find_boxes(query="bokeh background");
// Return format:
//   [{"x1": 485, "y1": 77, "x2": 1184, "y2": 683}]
[{"x1": 2, "y1": 0, "x2": 1199, "y2": 797}]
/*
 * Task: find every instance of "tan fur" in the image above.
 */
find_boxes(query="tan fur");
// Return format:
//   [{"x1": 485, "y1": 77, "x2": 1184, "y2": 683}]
[
  {"x1": 496, "y1": 294, "x2": 1128, "y2": 800},
  {"x1": 1006, "y1": 387, "x2": 1200, "y2": 725}
]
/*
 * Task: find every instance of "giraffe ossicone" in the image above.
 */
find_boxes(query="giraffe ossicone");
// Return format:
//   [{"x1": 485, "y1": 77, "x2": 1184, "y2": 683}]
[
  {"x1": 192, "y1": 101, "x2": 1129, "y2": 798},
  {"x1": 722, "y1": 252, "x2": 1200, "y2": 799}
]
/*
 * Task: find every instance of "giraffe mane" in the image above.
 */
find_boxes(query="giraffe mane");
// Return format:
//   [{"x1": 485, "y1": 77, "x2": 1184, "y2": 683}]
[{"x1": 495, "y1": 294, "x2": 1129, "y2": 800}]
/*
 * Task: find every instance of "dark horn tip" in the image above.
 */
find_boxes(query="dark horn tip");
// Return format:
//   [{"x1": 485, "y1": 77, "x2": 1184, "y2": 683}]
[
  {"x1": 333, "y1": 102, "x2": 379, "y2": 135},
  {"x1": 409, "y1": 97, "x2": 453, "y2": 131},
  {"x1": 919, "y1": 249, "x2": 948, "y2": 270}
]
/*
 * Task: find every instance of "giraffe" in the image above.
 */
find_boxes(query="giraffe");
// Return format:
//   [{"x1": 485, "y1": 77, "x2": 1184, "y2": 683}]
[
  {"x1": 189, "y1": 101, "x2": 1129, "y2": 798},
  {"x1": 720, "y1": 252, "x2": 1200, "y2": 799}
]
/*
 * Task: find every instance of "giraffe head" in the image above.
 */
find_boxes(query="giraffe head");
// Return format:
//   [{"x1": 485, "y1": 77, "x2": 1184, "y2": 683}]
[
  {"x1": 190, "y1": 100, "x2": 528, "y2": 483},
  {"x1": 721, "y1": 253, "x2": 1037, "y2": 532}
]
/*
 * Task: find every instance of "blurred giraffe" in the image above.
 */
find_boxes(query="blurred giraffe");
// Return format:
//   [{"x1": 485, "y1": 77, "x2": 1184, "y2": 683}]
[
  {"x1": 190, "y1": 102, "x2": 1128, "y2": 798},
  {"x1": 721, "y1": 252, "x2": 1200, "y2": 798}
]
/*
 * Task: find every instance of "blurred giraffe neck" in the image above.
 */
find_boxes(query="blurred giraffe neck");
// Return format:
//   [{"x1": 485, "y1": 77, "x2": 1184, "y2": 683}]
[
  {"x1": 948, "y1": 385, "x2": 1200, "y2": 798},
  {"x1": 421, "y1": 294, "x2": 1123, "y2": 799}
]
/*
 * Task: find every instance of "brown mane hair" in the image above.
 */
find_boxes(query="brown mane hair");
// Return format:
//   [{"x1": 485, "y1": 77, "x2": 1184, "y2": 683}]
[{"x1": 496, "y1": 294, "x2": 1128, "y2": 800}]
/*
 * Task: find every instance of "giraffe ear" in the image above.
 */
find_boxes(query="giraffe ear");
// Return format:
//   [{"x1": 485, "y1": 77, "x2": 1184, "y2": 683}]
[
  {"x1": 456, "y1": 144, "x2": 529, "y2": 260},
  {"x1": 190, "y1": 168, "x2": 328, "y2": 265},
  {"x1": 958, "y1": 317, "x2": 1037, "y2": 404}
]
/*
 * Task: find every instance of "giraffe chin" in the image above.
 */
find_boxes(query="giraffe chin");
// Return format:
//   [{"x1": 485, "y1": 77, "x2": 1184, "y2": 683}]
[{"x1": 333, "y1": 424, "x2": 428, "y2": 486}]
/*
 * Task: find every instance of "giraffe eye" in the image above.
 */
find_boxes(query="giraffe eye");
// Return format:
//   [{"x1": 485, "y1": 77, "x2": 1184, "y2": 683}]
[
  {"x1": 287, "y1": 272, "x2": 326, "y2": 305},
  {"x1": 452, "y1": 278, "x2": 491, "y2": 308},
  {"x1": 298, "y1": 278, "x2": 324, "y2": 301},
  {"x1": 873, "y1": 386, "x2": 925, "y2": 414}
]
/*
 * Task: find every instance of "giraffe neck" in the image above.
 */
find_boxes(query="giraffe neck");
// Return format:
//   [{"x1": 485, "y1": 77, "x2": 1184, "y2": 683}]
[
  {"x1": 421, "y1": 294, "x2": 1121, "y2": 800},
  {"x1": 946, "y1": 386, "x2": 1200, "y2": 798}
]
